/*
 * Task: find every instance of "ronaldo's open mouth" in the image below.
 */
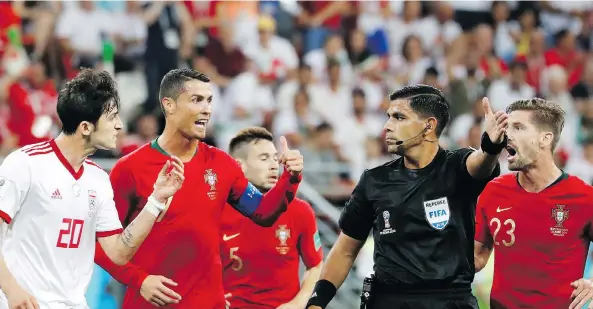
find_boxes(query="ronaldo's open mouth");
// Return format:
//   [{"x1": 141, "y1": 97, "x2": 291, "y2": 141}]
[{"x1": 195, "y1": 119, "x2": 208, "y2": 128}]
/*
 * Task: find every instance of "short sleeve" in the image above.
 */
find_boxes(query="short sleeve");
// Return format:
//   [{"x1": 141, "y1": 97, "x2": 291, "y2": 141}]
[
  {"x1": 297, "y1": 201, "x2": 323, "y2": 268},
  {"x1": 338, "y1": 171, "x2": 374, "y2": 241},
  {"x1": 475, "y1": 187, "x2": 493, "y2": 244},
  {"x1": 455, "y1": 148, "x2": 500, "y2": 198},
  {"x1": 0, "y1": 151, "x2": 32, "y2": 223},
  {"x1": 96, "y1": 184, "x2": 123, "y2": 237}
]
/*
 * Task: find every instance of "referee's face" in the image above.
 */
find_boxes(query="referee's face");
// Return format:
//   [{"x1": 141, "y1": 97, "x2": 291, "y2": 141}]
[{"x1": 384, "y1": 100, "x2": 427, "y2": 154}]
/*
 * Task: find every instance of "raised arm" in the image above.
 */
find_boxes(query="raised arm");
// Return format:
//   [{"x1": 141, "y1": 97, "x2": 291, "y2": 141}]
[
  {"x1": 466, "y1": 97, "x2": 507, "y2": 180},
  {"x1": 97, "y1": 157, "x2": 185, "y2": 265},
  {"x1": 227, "y1": 137, "x2": 303, "y2": 227}
]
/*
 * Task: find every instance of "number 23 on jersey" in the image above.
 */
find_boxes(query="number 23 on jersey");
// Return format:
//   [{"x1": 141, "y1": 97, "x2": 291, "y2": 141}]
[{"x1": 490, "y1": 217, "x2": 516, "y2": 247}]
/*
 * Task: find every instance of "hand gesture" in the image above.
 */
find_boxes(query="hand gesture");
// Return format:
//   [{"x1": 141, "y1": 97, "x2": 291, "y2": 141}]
[
  {"x1": 5, "y1": 282, "x2": 39, "y2": 309},
  {"x1": 278, "y1": 136, "x2": 303, "y2": 177},
  {"x1": 152, "y1": 156, "x2": 185, "y2": 203},
  {"x1": 140, "y1": 275, "x2": 182, "y2": 307},
  {"x1": 224, "y1": 293, "x2": 232, "y2": 309},
  {"x1": 482, "y1": 97, "x2": 508, "y2": 144},
  {"x1": 570, "y1": 278, "x2": 593, "y2": 309}
]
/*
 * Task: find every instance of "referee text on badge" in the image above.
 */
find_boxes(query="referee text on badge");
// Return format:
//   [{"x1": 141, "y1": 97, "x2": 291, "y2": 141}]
[{"x1": 423, "y1": 197, "x2": 450, "y2": 230}]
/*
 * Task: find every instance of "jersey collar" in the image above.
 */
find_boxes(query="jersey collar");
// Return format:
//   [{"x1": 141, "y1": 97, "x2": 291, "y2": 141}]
[
  {"x1": 515, "y1": 170, "x2": 568, "y2": 190},
  {"x1": 50, "y1": 139, "x2": 84, "y2": 180},
  {"x1": 150, "y1": 136, "x2": 199, "y2": 158}
]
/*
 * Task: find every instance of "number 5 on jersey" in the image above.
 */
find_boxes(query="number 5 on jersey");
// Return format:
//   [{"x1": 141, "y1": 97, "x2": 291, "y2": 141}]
[
  {"x1": 490, "y1": 217, "x2": 516, "y2": 247},
  {"x1": 56, "y1": 218, "x2": 84, "y2": 248}
]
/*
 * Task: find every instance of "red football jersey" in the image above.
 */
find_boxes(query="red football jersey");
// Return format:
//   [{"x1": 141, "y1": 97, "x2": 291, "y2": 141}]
[
  {"x1": 95, "y1": 141, "x2": 250, "y2": 309},
  {"x1": 475, "y1": 172, "x2": 593, "y2": 309},
  {"x1": 220, "y1": 198, "x2": 323, "y2": 309}
]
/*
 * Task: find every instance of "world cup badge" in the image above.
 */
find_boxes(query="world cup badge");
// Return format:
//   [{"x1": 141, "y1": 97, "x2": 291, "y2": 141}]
[{"x1": 383, "y1": 211, "x2": 391, "y2": 229}]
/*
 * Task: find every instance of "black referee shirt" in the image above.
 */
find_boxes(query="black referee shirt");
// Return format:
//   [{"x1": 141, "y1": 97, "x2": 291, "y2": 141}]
[{"x1": 339, "y1": 148, "x2": 499, "y2": 290}]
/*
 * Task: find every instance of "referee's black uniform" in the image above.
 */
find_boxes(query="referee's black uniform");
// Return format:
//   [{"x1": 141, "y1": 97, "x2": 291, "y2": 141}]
[{"x1": 339, "y1": 147, "x2": 499, "y2": 309}]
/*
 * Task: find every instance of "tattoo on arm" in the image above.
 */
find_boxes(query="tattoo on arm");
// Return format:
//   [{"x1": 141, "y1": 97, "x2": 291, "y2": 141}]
[{"x1": 120, "y1": 222, "x2": 136, "y2": 248}]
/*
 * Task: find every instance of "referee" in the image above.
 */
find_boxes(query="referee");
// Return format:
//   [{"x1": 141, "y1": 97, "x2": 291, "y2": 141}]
[{"x1": 307, "y1": 85, "x2": 507, "y2": 309}]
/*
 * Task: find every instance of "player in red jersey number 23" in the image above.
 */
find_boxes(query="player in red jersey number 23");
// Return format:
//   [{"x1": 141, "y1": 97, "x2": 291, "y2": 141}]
[{"x1": 474, "y1": 98, "x2": 593, "y2": 309}]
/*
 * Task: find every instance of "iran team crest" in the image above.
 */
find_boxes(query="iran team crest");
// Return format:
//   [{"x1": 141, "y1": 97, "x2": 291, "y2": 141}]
[
  {"x1": 551, "y1": 205, "x2": 569, "y2": 227},
  {"x1": 88, "y1": 190, "x2": 97, "y2": 218},
  {"x1": 423, "y1": 197, "x2": 450, "y2": 230}
]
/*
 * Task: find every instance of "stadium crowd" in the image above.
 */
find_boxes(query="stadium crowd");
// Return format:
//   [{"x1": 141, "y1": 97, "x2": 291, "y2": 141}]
[{"x1": 1, "y1": 1, "x2": 593, "y2": 308}]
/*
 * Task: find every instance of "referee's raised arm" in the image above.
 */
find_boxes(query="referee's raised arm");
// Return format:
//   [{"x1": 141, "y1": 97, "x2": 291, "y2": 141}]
[{"x1": 307, "y1": 85, "x2": 507, "y2": 309}]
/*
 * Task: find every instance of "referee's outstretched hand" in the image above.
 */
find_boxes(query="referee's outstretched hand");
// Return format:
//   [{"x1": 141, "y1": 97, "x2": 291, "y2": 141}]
[{"x1": 482, "y1": 97, "x2": 508, "y2": 144}]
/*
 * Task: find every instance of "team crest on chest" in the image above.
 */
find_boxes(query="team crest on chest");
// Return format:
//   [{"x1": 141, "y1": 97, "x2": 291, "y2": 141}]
[
  {"x1": 204, "y1": 169, "x2": 218, "y2": 200},
  {"x1": 550, "y1": 205, "x2": 569, "y2": 236},
  {"x1": 275, "y1": 225, "x2": 291, "y2": 255},
  {"x1": 423, "y1": 197, "x2": 450, "y2": 230},
  {"x1": 88, "y1": 190, "x2": 97, "y2": 218}
]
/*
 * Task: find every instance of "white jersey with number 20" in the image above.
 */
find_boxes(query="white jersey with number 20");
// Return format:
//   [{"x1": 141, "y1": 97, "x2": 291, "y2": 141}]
[{"x1": 0, "y1": 141, "x2": 123, "y2": 309}]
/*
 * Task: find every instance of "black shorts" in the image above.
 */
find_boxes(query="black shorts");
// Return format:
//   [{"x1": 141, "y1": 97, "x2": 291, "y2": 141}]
[{"x1": 371, "y1": 292, "x2": 479, "y2": 309}]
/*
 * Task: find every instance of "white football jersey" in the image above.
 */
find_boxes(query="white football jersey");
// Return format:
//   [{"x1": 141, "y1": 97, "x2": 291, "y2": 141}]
[{"x1": 0, "y1": 141, "x2": 122, "y2": 309}]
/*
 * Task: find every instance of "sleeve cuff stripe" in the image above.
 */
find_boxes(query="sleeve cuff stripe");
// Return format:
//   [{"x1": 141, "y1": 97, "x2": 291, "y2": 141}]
[
  {"x1": 0, "y1": 210, "x2": 12, "y2": 224},
  {"x1": 96, "y1": 228, "x2": 123, "y2": 238}
]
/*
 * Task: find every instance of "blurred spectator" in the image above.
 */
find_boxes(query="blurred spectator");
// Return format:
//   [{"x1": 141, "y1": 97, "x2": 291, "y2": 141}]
[
  {"x1": 544, "y1": 29, "x2": 585, "y2": 87},
  {"x1": 486, "y1": 59, "x2": 534, "y2": 112},
  {"x1": 196, "y1": 23, "x2": 247, "y2": 88},
  {"x1": 119, "y1": 112, "x2": 159, "y2": 156},
  {"x1": 142, "y1": 1, "x2": 193, "y2": 113},
  {"x1": 6, "y1": 61, "x2": 58, "y2": 147},
  {"x1": 300, "y1": 122, "x2": 349, "y2": 195}
]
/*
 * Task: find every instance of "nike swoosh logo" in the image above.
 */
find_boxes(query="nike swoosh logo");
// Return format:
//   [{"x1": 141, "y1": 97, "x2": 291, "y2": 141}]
[
  {"x1": 223, "y1": 233, "x2": 240, "y2": 241},
  {"x1": 496, "y1": 206, "x2": 512, "y2": 212}
]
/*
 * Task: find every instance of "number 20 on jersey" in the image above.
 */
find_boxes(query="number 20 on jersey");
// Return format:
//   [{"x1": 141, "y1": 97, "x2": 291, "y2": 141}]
[{"x1": 56, "y1": 218, "x2": 84, "y2": 248}]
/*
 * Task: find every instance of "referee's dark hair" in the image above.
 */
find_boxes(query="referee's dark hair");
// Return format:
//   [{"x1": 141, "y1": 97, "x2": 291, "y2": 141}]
[{"x1": 389, "y1": 84, "x2": 450, "y2": 137}]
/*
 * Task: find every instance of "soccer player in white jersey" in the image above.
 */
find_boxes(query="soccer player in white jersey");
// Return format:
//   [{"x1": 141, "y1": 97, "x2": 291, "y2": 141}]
[{"x1": 0, "y1": 69, "x2": 185, "y2": 309}]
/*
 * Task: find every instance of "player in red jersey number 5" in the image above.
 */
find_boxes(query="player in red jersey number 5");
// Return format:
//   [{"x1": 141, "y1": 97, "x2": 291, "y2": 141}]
[
  {"x1": 221, "y1": 127, "x2": 323, "y2": 309},
  {"x1": 474, "y1": 98, "x2": 593, "y2": 309}
]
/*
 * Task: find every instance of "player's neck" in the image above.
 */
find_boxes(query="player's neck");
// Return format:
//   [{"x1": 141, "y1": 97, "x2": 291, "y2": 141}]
[
  {"x1": 158, "y1": 127, "x2": 199, "y2": 161},
  {"x1": 518, "y1": 158, "x2": 562, "y2": 193},
  {"x1": 54, "y1": 133, "x2": 95, "y2": 172},
  {"x1": 402, "y1": 142, "x2": 439, "y2": 169}
]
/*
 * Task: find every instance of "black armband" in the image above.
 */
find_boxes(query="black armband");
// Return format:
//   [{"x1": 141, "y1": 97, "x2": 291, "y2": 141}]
[
  {"x1": 480, "y1": 132, "x2": 507, "y2": 155},
  {"x1": 306, "y1": 280, "x2": 337, "y2": 309}
]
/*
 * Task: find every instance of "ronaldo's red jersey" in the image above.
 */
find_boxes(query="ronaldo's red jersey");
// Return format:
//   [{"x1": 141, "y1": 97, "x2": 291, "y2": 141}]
[
  {"x1": 94, "y1": 140, "x2": 300, "y2": 309},
  {"x1": 220, "y1": 198, "x2": 323, "y2": 309},
  {"x1": 475, "y1": 172, "x2": 593, "y2": 309}
]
